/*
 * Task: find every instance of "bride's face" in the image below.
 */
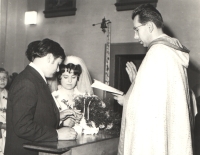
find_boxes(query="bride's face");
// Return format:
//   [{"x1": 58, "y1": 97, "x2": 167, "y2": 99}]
[{"x1": 60, "y1": 70, "x2": 78, "y2": 90}]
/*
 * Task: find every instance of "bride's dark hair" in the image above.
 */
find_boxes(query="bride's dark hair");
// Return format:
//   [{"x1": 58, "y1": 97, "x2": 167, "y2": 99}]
[{"x1": 57, "y1": 63, "x2": 82, "y2": 83}]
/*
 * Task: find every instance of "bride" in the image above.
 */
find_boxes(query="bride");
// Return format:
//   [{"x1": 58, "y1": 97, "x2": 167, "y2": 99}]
[
  {"x1": 51, "y1": 56, "x2": 94, "y2": 126},
  {"x1": 40, "y1": 56, "x2": 97, "y2": 155},
  {"x1": 49, "y1": 55, "x2": 93, "y2": 94},
  {"x1": 65, "y1": 56, "x2": 94, "y2": 95}
]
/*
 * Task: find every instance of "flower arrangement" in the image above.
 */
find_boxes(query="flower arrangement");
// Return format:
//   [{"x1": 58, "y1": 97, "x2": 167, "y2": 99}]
[{"x1": 73, "y1": 93, "x2": 121, "y2": 135}]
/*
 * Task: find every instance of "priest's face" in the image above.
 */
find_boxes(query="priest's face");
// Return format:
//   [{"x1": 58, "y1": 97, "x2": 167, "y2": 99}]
[
  {"x1": 133, "y1": 15, "x2": 150, "y2": 47},
  {"x1": 60, "y1": 70, "x2": 78, "y2": 90}
]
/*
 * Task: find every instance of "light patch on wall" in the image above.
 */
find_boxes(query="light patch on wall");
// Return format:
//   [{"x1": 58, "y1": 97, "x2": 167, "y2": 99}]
[{"x1": 24, "y1": 11, "x2": 37, "y2": 25}]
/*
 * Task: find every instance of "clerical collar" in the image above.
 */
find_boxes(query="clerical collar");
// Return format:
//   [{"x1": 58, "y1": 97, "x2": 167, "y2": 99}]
[
  {"x1": 155, "y1": 34, "x2": 167, "y2": 39},
  {"x1": 29, "y1": 62, "x2": 47, "y2": 83}
]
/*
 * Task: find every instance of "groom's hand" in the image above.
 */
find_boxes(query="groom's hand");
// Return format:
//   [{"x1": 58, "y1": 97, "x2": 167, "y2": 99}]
[
  {"x1": 57, "y1": 127, "x2": 77, "y2": 140},
  {"x1": 63, "y1": 118, "x2": 76, "y2": 127}
]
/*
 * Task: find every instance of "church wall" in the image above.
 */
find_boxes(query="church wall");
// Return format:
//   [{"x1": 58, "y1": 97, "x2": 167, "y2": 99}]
[
  {"x1": 158, "y1": 0, "x2": 200, "y2": 95},
  {"x1": 2, "y1": 0, "x2": 200, "y2": 98},
  {"x1": 1, "y1": 0, "x2": 27, "y2": 75}
]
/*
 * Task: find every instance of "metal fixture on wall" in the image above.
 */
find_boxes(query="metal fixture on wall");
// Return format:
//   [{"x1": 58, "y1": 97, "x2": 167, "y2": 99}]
[
  {"x1": 24, "y1": 11, "x2": 37, "y2": 25},
  {"x1": 92, "y1": 17, "x2": 111, "y2": 33},
  {"x1": 93, "y1": 18, "x2": 111, "y2": 86}
]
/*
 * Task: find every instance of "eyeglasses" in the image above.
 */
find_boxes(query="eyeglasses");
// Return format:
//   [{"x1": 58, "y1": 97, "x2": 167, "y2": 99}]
[{"x1": 133, "y1": 24, "x2": 145, "y2": 33}]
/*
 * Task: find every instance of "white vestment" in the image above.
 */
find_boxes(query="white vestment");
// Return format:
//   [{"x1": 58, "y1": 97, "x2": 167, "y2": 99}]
[{"x1": 118, "y1": 35, "x2": 193, "y2": 155}]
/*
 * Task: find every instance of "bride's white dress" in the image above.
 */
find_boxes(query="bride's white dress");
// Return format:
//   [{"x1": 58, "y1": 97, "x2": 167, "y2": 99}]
[{"x1": 52, "y1": 86, "x2": 82, "y2": 111}]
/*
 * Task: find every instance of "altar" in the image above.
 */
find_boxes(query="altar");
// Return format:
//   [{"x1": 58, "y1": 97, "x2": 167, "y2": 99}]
[{"x1": 23, "y1": 131, "x2": 119, "y2": 155}]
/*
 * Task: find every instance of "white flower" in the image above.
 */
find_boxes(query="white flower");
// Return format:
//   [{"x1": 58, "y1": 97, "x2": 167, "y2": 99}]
[
  {"x1": 99, "y1": 124, "x2": 105, "y2": 129},
  {"x1": 106, "y1": 123, "x2": 113, "y2": 129},
  {"x1": 105, "y1": 111, "x2": 110, "y2": 118},
  {"x1": 101, "y1": 101, "x2": 106, "y2": 108}
]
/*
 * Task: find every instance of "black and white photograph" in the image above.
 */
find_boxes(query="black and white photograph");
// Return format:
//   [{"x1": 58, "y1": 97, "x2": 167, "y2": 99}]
[{"x1": 0, "y1": 0, "x2": 200, "y2": 154}]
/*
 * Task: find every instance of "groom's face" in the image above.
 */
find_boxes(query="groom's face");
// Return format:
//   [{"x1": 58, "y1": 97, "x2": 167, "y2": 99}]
[
  {"x1": 43, "y1": 54, "x2": 63, "y2": 78},
  {"x1": 60, "y1": 70, "x2": 78, "y2": 90}
]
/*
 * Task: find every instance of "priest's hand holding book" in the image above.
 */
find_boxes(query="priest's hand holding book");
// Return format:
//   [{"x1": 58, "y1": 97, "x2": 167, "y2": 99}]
[
  {"x1": 91, "y1": 62, "x2": 137, "y2": 106},
  {"x1": 113, "y1": 94, "x2": 125, "y2": 106}
]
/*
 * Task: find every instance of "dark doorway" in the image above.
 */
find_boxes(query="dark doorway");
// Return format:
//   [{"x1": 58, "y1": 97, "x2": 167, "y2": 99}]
[
  {"x1": 114, "y1": 54, "x2": 145, "y2": 113},
  {"x1": 104, "y1": 42, "x2": 147, "y2": 115}
]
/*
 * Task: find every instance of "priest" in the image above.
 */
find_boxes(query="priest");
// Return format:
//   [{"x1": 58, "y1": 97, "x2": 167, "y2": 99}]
[{"x1": 114, "y1": 4, "x2": 193, "y2": 155}]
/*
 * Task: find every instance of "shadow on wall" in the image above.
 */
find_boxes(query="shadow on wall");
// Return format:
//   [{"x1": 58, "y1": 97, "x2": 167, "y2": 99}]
[
  {"x1": 164, "y1": 25, "x2": 200, "y2": 98},
  {"x1": 163, "y1": 25, "x2": 175, "y2": 38}
]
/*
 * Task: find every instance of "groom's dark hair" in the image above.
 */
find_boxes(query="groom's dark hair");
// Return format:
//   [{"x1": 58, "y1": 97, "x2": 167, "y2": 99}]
[{"x1": 25, "y1": 38, "x2": 65, "y2": 62}]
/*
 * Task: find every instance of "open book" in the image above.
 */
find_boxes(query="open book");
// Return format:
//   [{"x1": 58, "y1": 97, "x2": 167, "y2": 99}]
[{"x1": 91, "y1": 79, "x2": 124, "y2": 95}]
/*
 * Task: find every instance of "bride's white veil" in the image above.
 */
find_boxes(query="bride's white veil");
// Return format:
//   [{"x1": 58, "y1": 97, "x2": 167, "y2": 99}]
[{"x1": 64, "y1": 56, "x2": 94, "y2": 95}]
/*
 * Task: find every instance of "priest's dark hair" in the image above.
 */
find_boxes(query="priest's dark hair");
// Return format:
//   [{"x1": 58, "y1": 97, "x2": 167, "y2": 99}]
[
  {"x1": 57, "y1": 63, "x2": 82, "y2": 83},
  {"x1": 132, "y1": 4, "x2": 164, "y2": 29},
  {"x1": 25, "y1": 38, "x2": 65, "y2": 62}
]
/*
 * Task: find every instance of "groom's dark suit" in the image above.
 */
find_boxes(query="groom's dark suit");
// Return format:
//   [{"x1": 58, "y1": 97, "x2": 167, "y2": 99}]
[{"x1": 5, "y1": 65, "x2": 60, "y2": 155}]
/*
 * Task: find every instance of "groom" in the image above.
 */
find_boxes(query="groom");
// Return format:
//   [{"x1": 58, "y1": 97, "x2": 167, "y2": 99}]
[{"x1": 5, "y1": 39, "x2": 77, "y2": 155}]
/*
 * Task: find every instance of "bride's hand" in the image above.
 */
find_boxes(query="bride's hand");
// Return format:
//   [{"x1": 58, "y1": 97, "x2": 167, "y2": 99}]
[
  {"x1": 63, "y1": 118, "x2": 76, "y2": 127},
  {"x1": 60, "y1": 109, "x2": 81, "y2": 121}
]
